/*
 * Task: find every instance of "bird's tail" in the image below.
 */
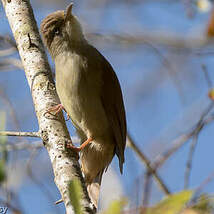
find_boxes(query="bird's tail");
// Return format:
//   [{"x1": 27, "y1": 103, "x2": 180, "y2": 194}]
[{"x1": 87, "y1": 170, "x2": 104, "y2": 208}]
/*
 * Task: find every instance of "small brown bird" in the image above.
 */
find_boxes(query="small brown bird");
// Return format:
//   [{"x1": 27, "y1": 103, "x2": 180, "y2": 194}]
[{"x1": 40, "y1": 3, "x2": 126, "y2": 207}]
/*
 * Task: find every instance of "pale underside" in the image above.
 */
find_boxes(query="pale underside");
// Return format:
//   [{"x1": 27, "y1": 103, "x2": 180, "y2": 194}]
[{"x1": 55, "y1": 51, "x2": 115, "y2": 182}]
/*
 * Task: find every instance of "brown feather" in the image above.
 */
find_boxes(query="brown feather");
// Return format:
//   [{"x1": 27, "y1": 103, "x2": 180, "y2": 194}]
[
  {"x1": 100, "y1": 55, "x2": 127, "y2": 173},
  {"x1": 40, "y1": 4, "x2": 127, "y2": 208}
]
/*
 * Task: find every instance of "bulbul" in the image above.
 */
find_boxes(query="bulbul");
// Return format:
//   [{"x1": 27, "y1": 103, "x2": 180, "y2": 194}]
[{"x1": 40, "y1": 3, "x2": 127, "y2": 208}]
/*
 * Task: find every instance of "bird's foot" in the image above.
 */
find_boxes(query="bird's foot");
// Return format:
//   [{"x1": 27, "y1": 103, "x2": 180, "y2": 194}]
[
  {"x1": 45, "y1": 104, "x2": 70, "y2": 120},
  {"x1": 66, "y1": 137, "x2": 93, "y2": 152}
]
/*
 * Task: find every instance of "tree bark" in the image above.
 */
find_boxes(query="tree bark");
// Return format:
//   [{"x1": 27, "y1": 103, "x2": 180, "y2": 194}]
[{"x1": 1, "y1": 0, "x2": 94, "y2": 213}]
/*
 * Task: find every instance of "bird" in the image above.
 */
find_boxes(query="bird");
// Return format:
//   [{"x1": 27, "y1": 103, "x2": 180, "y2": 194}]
[{"x1": 40, "y1": 3, "x2": 127, "y2": 208}]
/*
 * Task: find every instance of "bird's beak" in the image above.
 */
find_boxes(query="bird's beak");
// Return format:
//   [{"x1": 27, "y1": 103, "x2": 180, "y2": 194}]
[{"x1": 65, "y1": 3, "x2": 73, "y2": 22}]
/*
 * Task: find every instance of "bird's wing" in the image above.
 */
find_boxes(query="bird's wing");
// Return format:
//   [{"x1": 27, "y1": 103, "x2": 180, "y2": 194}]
[{"x1": 99, "y1": 53, "x2": 127, "y2": 174}]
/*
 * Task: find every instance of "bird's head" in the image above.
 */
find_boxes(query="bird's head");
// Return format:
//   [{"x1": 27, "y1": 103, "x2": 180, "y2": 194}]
[{"x1": 40, "y1": 3, "x2": 85, "y2": 57}]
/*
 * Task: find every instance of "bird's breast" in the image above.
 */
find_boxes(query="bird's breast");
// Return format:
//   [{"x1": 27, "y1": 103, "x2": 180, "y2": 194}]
[
  {"x1": 55, "y1": 52, "x2": 108, "y2": 138},
  {"x1": 55, "y1": 52, "x2": 86, "y2": 118}
]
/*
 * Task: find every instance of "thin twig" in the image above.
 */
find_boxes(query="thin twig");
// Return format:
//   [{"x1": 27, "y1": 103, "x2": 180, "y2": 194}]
[
  {"x1": 0, "y1": 141, "x2": 43, "y2": 151},
  {"x1": 153, "y1": 102, "x2": 214, "y2": 169},
  {"x1": 127, "y1": 134, "x2": 170, "y2": 195},
  {"x1": 0, "y1": 88, "x2": 22, "y2": 131},
  {"x1": 0, "y1": 47, "x2": 17, "y2": 57},
  {"x1": 0, "y1": 58, "x2": 23, "y2": 70},
  {"x1": 0, "y1": 137, "x2": 80, "y2": 152},
  {"x1": 86, "y1": 31, "x2": 211, "y2": 49},
  {"x1": 142, "y1": 42, "x2": 184, "y2": 100},
  {"x1": 183, "y1": 101, "x2": 214, "y2": 190},
  {"x1": 184, "y1": 133, "x2": 200, "y2": 189},
  {"x1": 202, "y1": 64, "x2": 213, "y2": 88},
  {"x1": 141, "y1": 170, "x2": 152, "y2": 214},
  {"x1": 183, "y1": 0, "x2": 195, "y2": 18},
  {"x1": 188, "y1": 170, "x2": 214, "y2": 206},
  {"x1": 0, "y1": 35, "x2": 17, "y2": 49},
  {"x1": 0, "y1": 131, "x2": 40, "y2": 138},
  {"x1": 183, "y1": 71, "x2": 214, "y2": 188},
  {"x1": 195, "y1": 171, "x2": 214, "y2": 195},
  {"x1": 153, "y1": 132, "x2": 193, "y2": 169},
  {"x1": 195, "y1": 51, "x2": 214, "y2": 56},
  {"x1": 26, "y1": 148, "x2": 60, "y2": 214},
  {"x1": 55, "y1": 199, "x2": 63, "y2": 204}
]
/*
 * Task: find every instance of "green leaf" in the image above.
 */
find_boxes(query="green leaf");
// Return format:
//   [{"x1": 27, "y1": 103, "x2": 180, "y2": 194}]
[
  {"x1": 69, "y1": 179, "x2": 83, "y2": 214},
  {"x1": 0, "y1": 112, "x2": 6, "y2": 183},
  {"x1": 0, "y1": 112, "x2": 7, "y2": 162},
  {"x1": 192, "y1": 194, "x2": 214, "y2": 213},
  {"x1": 0, "y1": 160, "x2": 6, "y2": 183},
  {"x1": 146, "y1": 190, "x2": 193, "y2": 214},
  {"x1": 102, "y1": 199, "x2": 127, "y2": 214}
]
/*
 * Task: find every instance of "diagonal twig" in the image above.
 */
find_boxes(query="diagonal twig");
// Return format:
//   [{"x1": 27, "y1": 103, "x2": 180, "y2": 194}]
[
  {"x1": 188, "y1": 170, "x2": 214, "y2": 206},
  {"x1": 184, "y1": 67, "x2": 214, "y2": 188},
  {"x1": 127, "y1": 134, "x2": 170, "y2": 195},
  {"x1": 153, "y1": 102, "x2": 214, "y2": 170}
]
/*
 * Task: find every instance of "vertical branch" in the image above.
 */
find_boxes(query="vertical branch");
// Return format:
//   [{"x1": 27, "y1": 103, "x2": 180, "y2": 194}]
[
  {"x1": 1, "y1": 0, "x2": 94, "y2": 213},
  {"x1": 184, "y1": 64, "x2": 214, "y2": 188},
  {"x1": 141, "y1": 170, "x2": 152, "y2": 214},
  {"x1": 184, "y1": 133, "x2": 199, "y2": 189}
]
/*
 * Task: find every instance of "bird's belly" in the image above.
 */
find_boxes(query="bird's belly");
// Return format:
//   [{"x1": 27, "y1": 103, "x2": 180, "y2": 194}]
[
  {"x1": 55, "y1": 53, "x2": 110, "y2": 139},
  {"x1": 56, "y1": 79, "x2": 109, "y2": 139}
]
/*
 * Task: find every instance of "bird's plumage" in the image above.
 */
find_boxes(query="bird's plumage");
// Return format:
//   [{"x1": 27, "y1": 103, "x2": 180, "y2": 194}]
[{"x1": 40, "y1": 4, "x2": 126, "y2": 208}]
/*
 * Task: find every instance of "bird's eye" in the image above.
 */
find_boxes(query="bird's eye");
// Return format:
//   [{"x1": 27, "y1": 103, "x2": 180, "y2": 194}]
[{"x1": 54, "y1": 27, "x2": 60, "y2": 36}]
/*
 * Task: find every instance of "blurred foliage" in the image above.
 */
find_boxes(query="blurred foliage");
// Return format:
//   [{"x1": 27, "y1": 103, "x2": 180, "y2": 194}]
[
  {"x1": 191, "y1": 194, "x2": 214, "y2": 214},
  {"x1": 69, "y1": 178, "x2": 83, "y2": 214},
  {"x1": 208, "y1": 89, "x2": 214, "y2": 100},
  {"x1": 197, "y1": 0, "x2": 212, "y2": 12},
  {"x1": 101, "y1": 198, "x2": 127, "y2": 214},
  {"x1": 0, "y1": 112, "x2": 6, "y2": 183},
  {"x1": 99, "y1": 191, "x2": 214, "y2": 214},
  {"x1": 145, "y1": 190, "x2": 193, "y2": 214},
  {"x1": 0, "y1": 160, "x2": 5, "y2": 183}
]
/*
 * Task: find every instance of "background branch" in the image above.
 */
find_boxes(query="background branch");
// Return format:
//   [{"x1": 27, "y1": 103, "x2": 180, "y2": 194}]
[
  {"x1": 127, "y1": 134, "x2": 170, "y2": 195},
  {"x1": 0, "y1": 131, "x2": 40, "y2": 138},
  {"x1": 184, "y1": 133, "x2": 200, "y2": 189},
  {"x1": 153, "y1": 103, "x2": 214, "y2": 169}
]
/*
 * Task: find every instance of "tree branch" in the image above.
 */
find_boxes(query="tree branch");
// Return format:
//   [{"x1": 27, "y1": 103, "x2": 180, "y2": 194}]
[
  {"x1": 141, "y1": 170, "x2": 152, "y2": 214},
  {"x1": 0, "y1": 131, "x2": 40, "y2": 138},
  {"x1": 0, "y1": 141, "x2": 43, "y2": 151},
  {"x1": 1, "y1": 0, "x2": 94, "y2": 213},
  {"x1": 0, "y1": 137, "x2": 79, "y2": 152},
  {"x1": 127, "y1": 134, "x2": 170, "y2": 195},
  {"x1": 184, "y1": 133, "x2": 199, "y2": 189},
  {"x1": 86, "y1": 31, "x2": 213, "y2": 49},
  {"x1": 153, "y1": 102, "x2": 214, "y2": 169}
]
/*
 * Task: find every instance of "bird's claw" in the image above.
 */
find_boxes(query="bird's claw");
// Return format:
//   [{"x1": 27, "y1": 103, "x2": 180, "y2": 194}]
[
  {"x1": 66, "y1": 137, "x2": 93, "y2": 153},
  {"x1": 45, "y1": 103, "x2": 70, "y2": 120}
]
